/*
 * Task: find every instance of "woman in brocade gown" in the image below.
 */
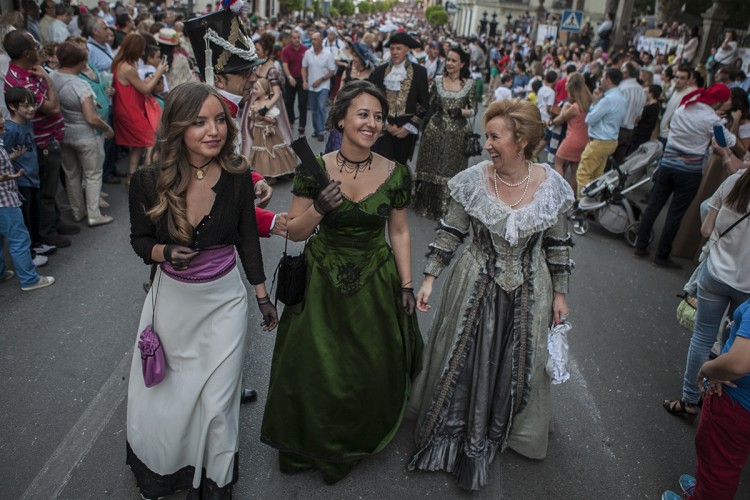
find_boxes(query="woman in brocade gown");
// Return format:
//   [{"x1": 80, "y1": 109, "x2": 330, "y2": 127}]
[
  {"x1": 408, "y1": 99, "x2": 575, "y2": 491},
  {"x1": 240, "y1": 33, "x2": 292, "y2": 168},
  {"x1": 126, "y1": 83, "x2": 278, "y2": 499},
  {"x1": 261, "y1": 81, "x2": 423, "y2": 484},
  {"x1": 412, "y1": 46, "x2": 476, "y2": 220}
]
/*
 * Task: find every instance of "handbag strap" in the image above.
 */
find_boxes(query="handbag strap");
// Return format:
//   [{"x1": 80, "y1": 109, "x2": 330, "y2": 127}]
[
  {"x1": 150, "y1": 270, "x2": 162, "y2": 328},
  {"x1": 718, "y1": 210, "x2": 750, "y2": 238}
]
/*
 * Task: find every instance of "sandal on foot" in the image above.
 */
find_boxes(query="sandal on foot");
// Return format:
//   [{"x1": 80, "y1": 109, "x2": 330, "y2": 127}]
[{"x1": 663, "y1": 399, "x2": 699, "y2": 423}]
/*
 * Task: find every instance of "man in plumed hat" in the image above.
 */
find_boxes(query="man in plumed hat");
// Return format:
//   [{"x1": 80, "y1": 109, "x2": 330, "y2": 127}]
[
  {"x1": 184, "y1": 5, "x2": 287, "y2": 404},
  {"x1": 368, "y1": 32, "x2": 429, "y2": 165}
]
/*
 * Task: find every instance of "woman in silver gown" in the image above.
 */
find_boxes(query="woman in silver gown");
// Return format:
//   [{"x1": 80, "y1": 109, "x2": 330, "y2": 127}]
[{"x1": 409, "y1": 99, "x2": 575, "y2": 491}]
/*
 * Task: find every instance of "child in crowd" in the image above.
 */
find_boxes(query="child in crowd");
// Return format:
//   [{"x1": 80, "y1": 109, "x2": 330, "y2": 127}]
[
  {"x1": 138, "y1": 44, "x2": 168, "y2": 103},
  {"x1": 0, "y1": 113, "x2": 56, "y2": 292},
  {"x1": 2, "y1": 88, "x2": 55, "y2": 264},
  {"x1": 246, "y1": 78, "x2": 297, "y2": 181}
]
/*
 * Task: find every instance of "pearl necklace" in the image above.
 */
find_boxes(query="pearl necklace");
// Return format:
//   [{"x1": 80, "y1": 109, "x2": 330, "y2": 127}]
[
  {"x1": 495, "y1": 160, "x2": 532, "y2": 187},
  {"x1": 494, "y1": 162, "x2": 532, "y2": 208}
]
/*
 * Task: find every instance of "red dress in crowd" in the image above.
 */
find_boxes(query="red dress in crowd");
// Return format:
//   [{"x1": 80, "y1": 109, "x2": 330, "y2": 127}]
[{"x1": 112, "y1": 65, "x2": 155, "y2": 147}]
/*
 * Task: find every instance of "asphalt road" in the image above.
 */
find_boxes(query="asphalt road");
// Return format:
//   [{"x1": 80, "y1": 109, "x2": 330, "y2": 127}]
[{"x1": 2, "y1": 132, "x2": 748, "y2": 500}]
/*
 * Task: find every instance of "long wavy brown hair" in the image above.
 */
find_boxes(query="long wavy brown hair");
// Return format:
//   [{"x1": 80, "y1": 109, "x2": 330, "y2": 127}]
[{"x1": 147, "y1": 82, "x2": 246, "y2": 244}]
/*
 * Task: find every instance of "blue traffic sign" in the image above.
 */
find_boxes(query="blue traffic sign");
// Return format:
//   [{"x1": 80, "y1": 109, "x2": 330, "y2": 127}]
[{"x1": 560, "y1": 10, "x2": 583, "y2": 33}]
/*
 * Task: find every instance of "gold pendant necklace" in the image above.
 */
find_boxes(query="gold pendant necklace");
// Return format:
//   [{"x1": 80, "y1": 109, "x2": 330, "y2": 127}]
[{"x1": 190, "y1": 159, "x2": 213, "y2": 180}]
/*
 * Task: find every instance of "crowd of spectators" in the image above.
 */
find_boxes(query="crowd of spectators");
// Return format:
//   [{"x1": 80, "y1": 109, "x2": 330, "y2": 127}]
[{"x1": 0, "y1": 2, "x2": 748, "y2": 282}]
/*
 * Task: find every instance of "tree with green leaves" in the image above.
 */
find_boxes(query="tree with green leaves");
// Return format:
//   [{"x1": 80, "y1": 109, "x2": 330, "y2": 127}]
[
  {"x1": 340, "y1": 0, "x2": 355, "y2": 16},
  {"x1": 425, "y1": 6, "x2": 449, "y2": 26}
]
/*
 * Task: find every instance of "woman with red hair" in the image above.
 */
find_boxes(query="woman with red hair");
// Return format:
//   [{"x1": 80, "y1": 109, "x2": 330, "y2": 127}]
[{"x1": 111, "y1": 32, "x2": 167, "y2": 185}]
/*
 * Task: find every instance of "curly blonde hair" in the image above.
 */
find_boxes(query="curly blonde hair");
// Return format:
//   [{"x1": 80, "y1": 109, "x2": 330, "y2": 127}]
[
  {"x1": 482, "y1": 98, "x2": 544, "y2": 159},
  {"x1": 146, "y1": 82, "x2": 247, "y2": 244}
]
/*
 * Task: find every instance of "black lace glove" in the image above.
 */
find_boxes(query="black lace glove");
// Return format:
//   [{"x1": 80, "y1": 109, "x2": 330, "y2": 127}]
[
  {"x1": 258, "y1": 106, "x2": 269, "y2": 116},
  {"x1": 256, "y1": 296, "x2": 278, "y2": 331},
  {"x1": 313, "y1": 180, "x2": 343, "y2": 215},
  {"x1": 163, "y1": 244, "x2": 199, "y2": 270},
  {"x1": 401, "y1": 287, "x2": 416, "y2": 316}
]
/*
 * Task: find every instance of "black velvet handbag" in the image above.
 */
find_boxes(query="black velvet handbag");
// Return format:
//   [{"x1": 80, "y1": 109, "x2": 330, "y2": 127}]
[{"x1": 273, "y1": 234, "x2": 306, "y2": 306}]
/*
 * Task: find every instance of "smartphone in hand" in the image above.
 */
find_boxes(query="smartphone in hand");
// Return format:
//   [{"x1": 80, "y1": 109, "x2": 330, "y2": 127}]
[{"x1": 714, "y1": 124, "x2": 727, "y2": 148}]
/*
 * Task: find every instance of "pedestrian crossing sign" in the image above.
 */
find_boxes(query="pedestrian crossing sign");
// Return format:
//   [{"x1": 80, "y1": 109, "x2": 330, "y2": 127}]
[{"x1": 560, "y1": 10, "x2": 583, "y2": 33}]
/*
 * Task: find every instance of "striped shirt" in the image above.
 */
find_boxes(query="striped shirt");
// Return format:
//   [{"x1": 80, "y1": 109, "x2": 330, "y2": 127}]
[
  {"x1": 0, "y1": 141, "x2": 22, "y2": 208},
  {"x1": 618, "y1": 78, "x2": 647, "y2": 130},
  {"x1": 4, "y1": 63, "x2": 65, "y2": 149}
]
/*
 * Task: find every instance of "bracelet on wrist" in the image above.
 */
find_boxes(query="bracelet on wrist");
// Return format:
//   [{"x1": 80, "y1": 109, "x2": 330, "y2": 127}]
[
  {"x1": 402, "y1": 280, "x2": 413, "y2": 288},
  {"x1": 256, "y1": 295, "x2": 270, "y2": 305}
]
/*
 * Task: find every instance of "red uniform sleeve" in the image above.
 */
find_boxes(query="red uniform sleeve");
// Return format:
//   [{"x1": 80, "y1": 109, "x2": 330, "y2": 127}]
[
  {"x1": 255, "y1": 207, "x2": 274, "y2": 238},
  {"x1": 251, "y1": 171, "x2": 264, "y2": 185}
]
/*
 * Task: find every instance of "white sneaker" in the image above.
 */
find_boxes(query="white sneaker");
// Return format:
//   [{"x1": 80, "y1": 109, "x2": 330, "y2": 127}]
[
  {"x1": 21, "y1": 275, "x2": 56, "y2": 291},
  {"x1": 1, "y1": 270, "x2": 16, "y2": 283},
  {"x1": 33, "y1": 255, "x2": 49, "y2": 267},
  {"x1": 32, "y1": 243, "x2": 57, "y2": 255}
]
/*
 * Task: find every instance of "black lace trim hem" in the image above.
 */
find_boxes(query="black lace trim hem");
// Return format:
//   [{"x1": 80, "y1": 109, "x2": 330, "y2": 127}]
[{"x1": 126, "y1": 441, "x2": 238, "y2": 499}]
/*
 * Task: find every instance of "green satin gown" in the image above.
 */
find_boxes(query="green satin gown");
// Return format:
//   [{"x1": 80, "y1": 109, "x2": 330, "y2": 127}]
[{"x1": 260, "y1": 159, "x2": 423, "y2": 484}]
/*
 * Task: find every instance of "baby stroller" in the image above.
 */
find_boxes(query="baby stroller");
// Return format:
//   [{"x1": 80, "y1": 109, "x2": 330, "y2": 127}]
[{"x1": 571, "y1": 141, "x2": 663, "y2": 246}]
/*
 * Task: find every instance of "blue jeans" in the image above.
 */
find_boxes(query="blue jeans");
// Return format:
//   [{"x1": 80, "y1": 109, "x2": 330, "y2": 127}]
[
  {"x1": 682, "y1": 264, "x2": 750, "y2": 404},
  {"x1": 309, "y1": 89, "x2": 329, "y2": 136},
  {"x1": 0, "y1": 206, "x2": 40, "y2": 287}
]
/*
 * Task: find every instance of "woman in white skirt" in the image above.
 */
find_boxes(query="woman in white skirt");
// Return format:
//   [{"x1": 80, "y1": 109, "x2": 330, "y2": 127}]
[{"x1": 127, "y1": 82, "x2": 278, "y2": 499}]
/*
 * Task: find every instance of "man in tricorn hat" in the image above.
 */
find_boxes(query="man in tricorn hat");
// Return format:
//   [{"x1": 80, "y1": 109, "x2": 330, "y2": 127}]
[
  {"x1": 368, "y1": 32, "x2": 429, "y2": 165},
  {"x1": 184, "y1": 5, "x2": 286, "y2": 404}
]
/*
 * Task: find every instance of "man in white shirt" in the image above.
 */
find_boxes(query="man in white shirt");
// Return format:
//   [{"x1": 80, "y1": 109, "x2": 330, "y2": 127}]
[
  {"x1": 613, "y1": 62, "x2": 647, "y2": 164},
  {"x1": 493, "y1": 74, "x2": 513, "y2": 102},
  {"x1": 302, "y1": 32, "x2": 336, "y2": 141},
  {"x1": 47, "y1": 4, "x2": 73, "y2": 43},
  {"x1": 659, "y1": 65, "x2": 695, "y2": 147}
]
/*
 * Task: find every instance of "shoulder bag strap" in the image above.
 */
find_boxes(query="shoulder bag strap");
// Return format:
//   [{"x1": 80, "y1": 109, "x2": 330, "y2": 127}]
[{"x1": 719, "y1": 210, "x2": 750, "y2": 238}]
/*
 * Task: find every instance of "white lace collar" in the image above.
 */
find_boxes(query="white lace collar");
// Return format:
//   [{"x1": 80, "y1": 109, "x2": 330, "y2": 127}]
[
  {"x1": 384, "y1": 61, "x2": 407, "y2": 91},
  {"x1": 448, "y1": 161, "x2": 575, "y2": 246}
]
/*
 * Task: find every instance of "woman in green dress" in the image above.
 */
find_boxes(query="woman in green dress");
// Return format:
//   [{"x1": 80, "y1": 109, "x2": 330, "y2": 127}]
[
  {"x1": 261, "y1": 80, "x2": 422, "y2": 484},
  {"x1": 412, "y1": 46, "x2": 477, "y2": 220}
]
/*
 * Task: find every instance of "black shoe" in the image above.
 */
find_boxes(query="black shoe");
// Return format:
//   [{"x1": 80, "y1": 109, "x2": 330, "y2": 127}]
[
  {"x1": 56, "y1": 222, "x2": 81, "y2": 235},
  {"x1": 316, "y1": 134, "x2": 324, "y2": 142},
  {"x1": 113, "y1": 170, "x2": 129, "y2": 178},
  {"x1": 43, "y1": 234, "x2": 72, "y2": 248},
  {"x1": 240, "y1": 388, "x2": 257, "y2": 404},
  {"x1": 103, "y1": 175, "x2": 121, "y2": 185},
  {"x1": 633, "y1": 248, "x2": 649, "y2": 258},
  {"x1": 653, "y1": 256, "x2": 683, "y2": 269}
]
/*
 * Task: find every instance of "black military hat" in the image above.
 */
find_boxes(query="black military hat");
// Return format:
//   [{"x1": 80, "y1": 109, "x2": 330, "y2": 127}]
[
  {"x1": 384, "y1": 32, "x2": 421, "y2": 49},
  {"x1": 184, "y1": 8, "x2": 263, "y2": 84}
]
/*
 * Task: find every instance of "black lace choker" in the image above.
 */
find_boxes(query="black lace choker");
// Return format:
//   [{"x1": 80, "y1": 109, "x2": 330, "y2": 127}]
[{"x1": 336, "y1": 151, "x2": 373, "y2": 179}]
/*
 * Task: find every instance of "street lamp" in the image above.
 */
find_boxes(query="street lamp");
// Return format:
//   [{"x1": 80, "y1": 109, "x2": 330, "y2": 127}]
[
  {"x1": 489, "y1": 13, "x2": 498, "y2": 37},
  {"x1": 480, "y1": 11, "x2": 488, "y2": 35}
]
